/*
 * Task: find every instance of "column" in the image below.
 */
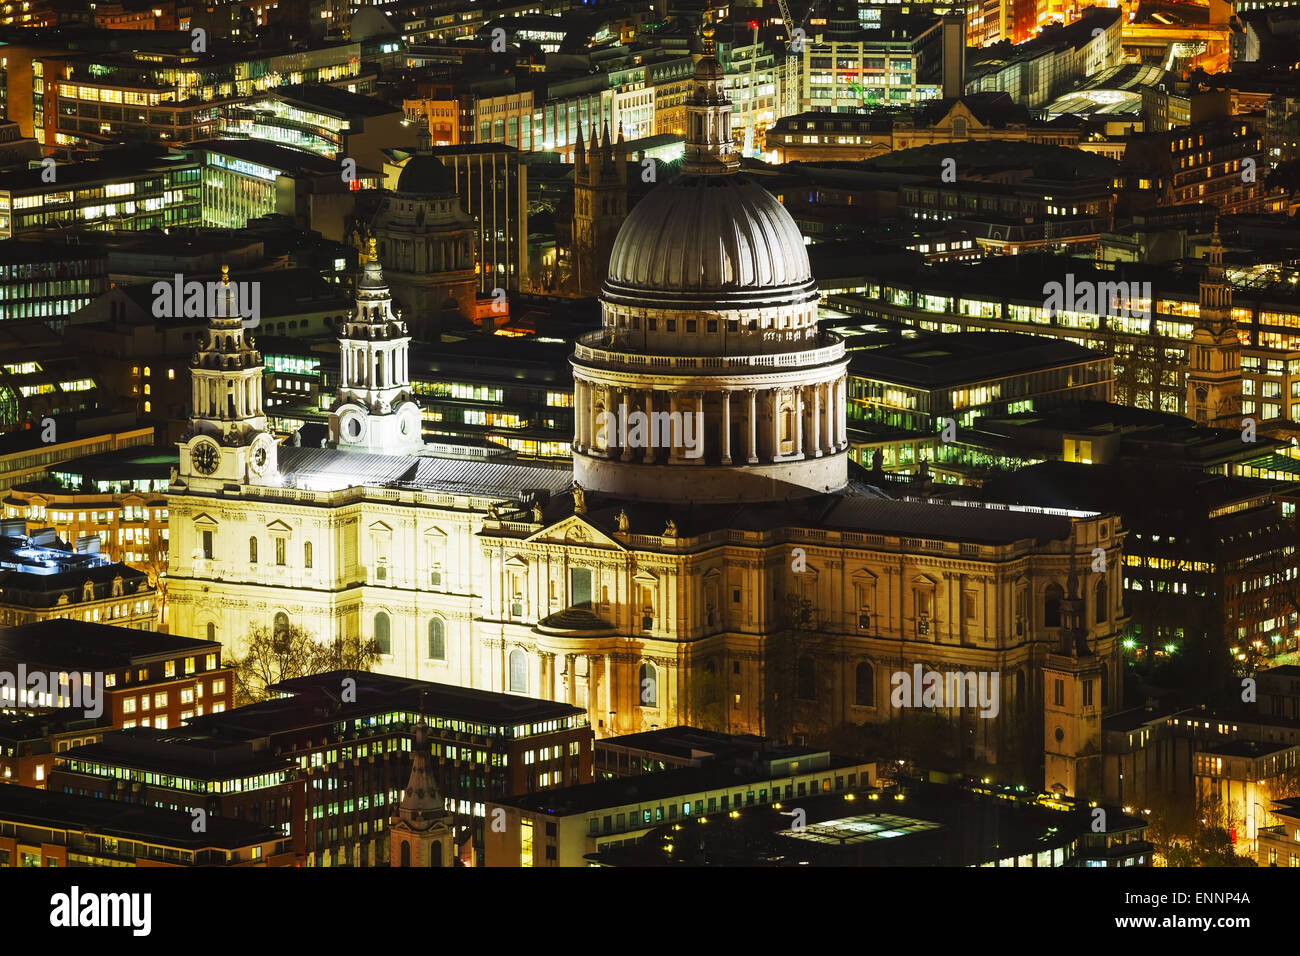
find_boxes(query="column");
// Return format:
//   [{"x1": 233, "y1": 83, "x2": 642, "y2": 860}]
[
  {"x1": 669, "y1": 394, "x2": 684, "y2": 464},
  {"x1": 720, "y1": 389, "x2": 732, "y2": 464},
  {"x1": 837, "y1": 379, "x2": 847, "y2": 448},
  {"x1": 770, "y1": 389, "x2": 781, "y2": 460},
  {"x1": 582, "y1": 382, "x2": 592, "y2": 451},
  {"x1": 644, "y1": 390, "x2": 656, "y2": 464},
  {"x1": 811, "y1": 383, "x2": 823, "y2": 458},
  {"x1": 795, "y1": 387, "x2": 804, "y2": 459},
  {"x1": 747, "y1": 389, "x2": 758, "y2": 463},
  {"x1": 691, "y1": 391, "x2": 704, "y2": 463},
  {"x1": 822, "y1": 382, "x2": 833, "y2": 454},
  {"x1": 621, "y1": 389, "x2": 635, "y2": 462}
]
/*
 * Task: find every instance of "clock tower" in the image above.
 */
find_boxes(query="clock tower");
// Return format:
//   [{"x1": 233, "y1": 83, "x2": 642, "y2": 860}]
[
  {"x1": 329, "y1": 239, "x2": 426, "y2": 455},
  {"x1": 179, "y1": 266, "x2": 279, "y2": 489}
]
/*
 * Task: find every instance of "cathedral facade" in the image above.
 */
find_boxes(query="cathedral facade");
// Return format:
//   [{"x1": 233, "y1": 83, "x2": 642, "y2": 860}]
[{"x1": 166, "y1": 35, "x2": 1124, "y2": 793}]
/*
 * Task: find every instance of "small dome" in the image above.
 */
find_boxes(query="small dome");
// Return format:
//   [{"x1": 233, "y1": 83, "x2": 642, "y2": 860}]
[
  {"x1": 605, "y1": 176, "x2": 812, "y2": 295},
  {"x1": 396, "y1": 155, "x2": 455, "y2": 196}
]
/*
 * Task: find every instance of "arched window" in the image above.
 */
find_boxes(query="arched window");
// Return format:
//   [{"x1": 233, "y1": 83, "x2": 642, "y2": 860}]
[
  {"x1": 855, "y1": 661, "x2": 874, "y2": 706},
  {"x1": 374, "y1": 612, "x2": 391, "y2": 655},
  {"x1": 508, "y1": 649, "x2": 527, "y2": 693},
  {"x1": 304, "y1": 542, "x2": 313, "y2": 569},
  {"x1": 273, "y1": 612, "x2": 289, "y2": 639},
  {"x1": 206, "y1": 622, "x2": 216, "y2": 641},
  {"x1": 400, "y1": 841, "x2": 410, "y2": 866},
  {"x1": 249, "y1": 536, "x2": 258, "y2": 564},
  {"x1": 1044, "y1": 583, "x2": 1063, "y2": 628},
  {"x1": 639, "y1": 661, "x2": 658, "y2": 707},
  {"x1": 430, "y1": 841, "x2": 442, "y2": 866},
  {"x1": 1015, "y1": 670, "x2": 1026, "y2": 712},
  {"x1": 428, "y1": 619, "x2": 445, "y2": 660},
  {"x1": 1095, "y1": 578, "x2": 1108, "y2": 623},
  {"x1": 797, "y1": 656, "x2": 816, "y2": 700}
]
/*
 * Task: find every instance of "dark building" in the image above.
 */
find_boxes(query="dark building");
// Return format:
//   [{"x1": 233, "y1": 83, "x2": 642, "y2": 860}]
[
  {"x1": 0, "y1": 783, "x2": 294, "y2": 866},
  {"x1": 982, "y1": 461, "x2": 1300, "y2": 671},
  {"x1": 52, "y1": 670, "x2": 591, "y2": 867},
  {"x1": 0, "y1": 240, "x2": 109, "y2": 333},
  {"x1": 0, "y1": 618, "x2": 232, "y2": 734}
]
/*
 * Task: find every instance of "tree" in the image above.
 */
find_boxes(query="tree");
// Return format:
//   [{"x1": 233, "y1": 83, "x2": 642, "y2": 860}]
[
  {"x1": 762, "y1": 592, "x2": 838, "y2": 743},
  {"x1": 231, "y1": 623, "x2": 381, "y2": 707}
]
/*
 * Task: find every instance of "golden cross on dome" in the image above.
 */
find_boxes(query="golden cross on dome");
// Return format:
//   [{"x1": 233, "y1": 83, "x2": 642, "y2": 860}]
[
  {"x1": 367, "y1": 236, "x2": 377, "y2": 261},
  {"x1": 221, "y1": 264, "x2": 230, "y2": 286}
]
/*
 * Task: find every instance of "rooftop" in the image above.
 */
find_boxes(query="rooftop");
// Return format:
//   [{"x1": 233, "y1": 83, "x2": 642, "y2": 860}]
[
  {"x1": 0, "y1": 783, "x2": 284, "y2": 850},
  {"x1": 0, "y1": 620, "x2": 219, "y2": 669},
  {"x1": 846, "y1": 332, "x2": 1106, "y2": 388},
  {"x1": 262, "y1": 84, "x2": 399, "y2": 118},
  {"x1": 497, "y1": 753, "x2": 867, "y2": 815},
  {"x1": 182, "y1": 670, "x2": 584, "y2": 740}
]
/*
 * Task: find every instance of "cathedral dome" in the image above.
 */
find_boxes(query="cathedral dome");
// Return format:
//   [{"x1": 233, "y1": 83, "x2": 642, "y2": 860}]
[
  {"x1": 604, "y1": 175, "x2": 812, "y2": 298},
  {"x1": 396, "y1": 155, "x2": 456, "y2": 195}
]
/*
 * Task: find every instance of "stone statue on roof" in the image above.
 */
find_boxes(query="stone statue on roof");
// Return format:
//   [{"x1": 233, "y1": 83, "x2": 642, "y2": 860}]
[{"x1": 616, "y1": 508, "x2": 629, "y2": 532}]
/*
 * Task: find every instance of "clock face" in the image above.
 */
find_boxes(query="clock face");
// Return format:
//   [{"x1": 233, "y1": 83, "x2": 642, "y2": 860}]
[
  {"x1": 192, "y1": 441, "x2": 220, "y2": 476},
  {"x1": 1054, "y1": 727, "x2": 1065, "y2": 743},
  {"x1": 251, "y1": 442, "x2": 268, "y2": 473}
]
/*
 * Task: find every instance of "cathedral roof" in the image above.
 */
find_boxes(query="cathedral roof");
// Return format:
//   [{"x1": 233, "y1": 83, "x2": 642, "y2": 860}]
[
  {"x1": 604, "y1": 175, "x2": 812, "y2": 297},
  {"x1": 275, "y1": 447, "x2": 575, "y2": 497},
  {"x1": 522, "y1": 487, "x2": 1081, "y2": 546}
]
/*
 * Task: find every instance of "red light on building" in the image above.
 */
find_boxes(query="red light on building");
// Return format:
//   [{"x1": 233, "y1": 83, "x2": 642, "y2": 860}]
[{"x1": 1230, "y1": 826, "x2": 1237, "y2": 844}]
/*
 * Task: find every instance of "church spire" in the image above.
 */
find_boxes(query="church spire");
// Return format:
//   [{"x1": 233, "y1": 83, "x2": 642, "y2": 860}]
[{"x1": 398, "y1": 720, "x2": 447, "y2": 826}]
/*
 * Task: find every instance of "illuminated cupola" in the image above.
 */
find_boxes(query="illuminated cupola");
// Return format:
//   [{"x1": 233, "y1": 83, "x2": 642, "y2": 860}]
[{"x1": 329, "y1": 239, "x2": 426, "y2": 455}]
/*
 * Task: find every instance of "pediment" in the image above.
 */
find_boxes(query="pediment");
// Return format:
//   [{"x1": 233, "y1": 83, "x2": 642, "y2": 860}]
[
  {"x1": 192, "y1": 512, "x2": 218, "y2": 528},
  {"x1": 368, "y1": 520, "x2": 393, "y2": 535},
  {"x1": 528, "y1": 515, "x2": 623, "y2": 550},
  {"x1": 266, "y1": 520, "x2": 292, "y2": 534}
]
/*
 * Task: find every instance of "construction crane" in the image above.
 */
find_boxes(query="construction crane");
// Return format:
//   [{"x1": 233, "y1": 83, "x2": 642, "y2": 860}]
[{"x1": 775, "y1": 0, "x2": 820, "y2": 118}]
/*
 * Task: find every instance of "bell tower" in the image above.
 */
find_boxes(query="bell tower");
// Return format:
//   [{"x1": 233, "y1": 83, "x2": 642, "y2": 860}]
[
  {"x1": 390, "y1": 720, "x2": 457, "y2": 867},
  {"x1": 1043, "y1": 570, "x2": 1104, "y2": 800},
  {"x1": 1186, "y1": 223, "x2": 1241, "y2": 426},
  {"x1": 179, "y1": 266, "x2": 278, "y2": 488},
  {"x1": 329, "y1": 239, "x2": 426, "y2": 455}
]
